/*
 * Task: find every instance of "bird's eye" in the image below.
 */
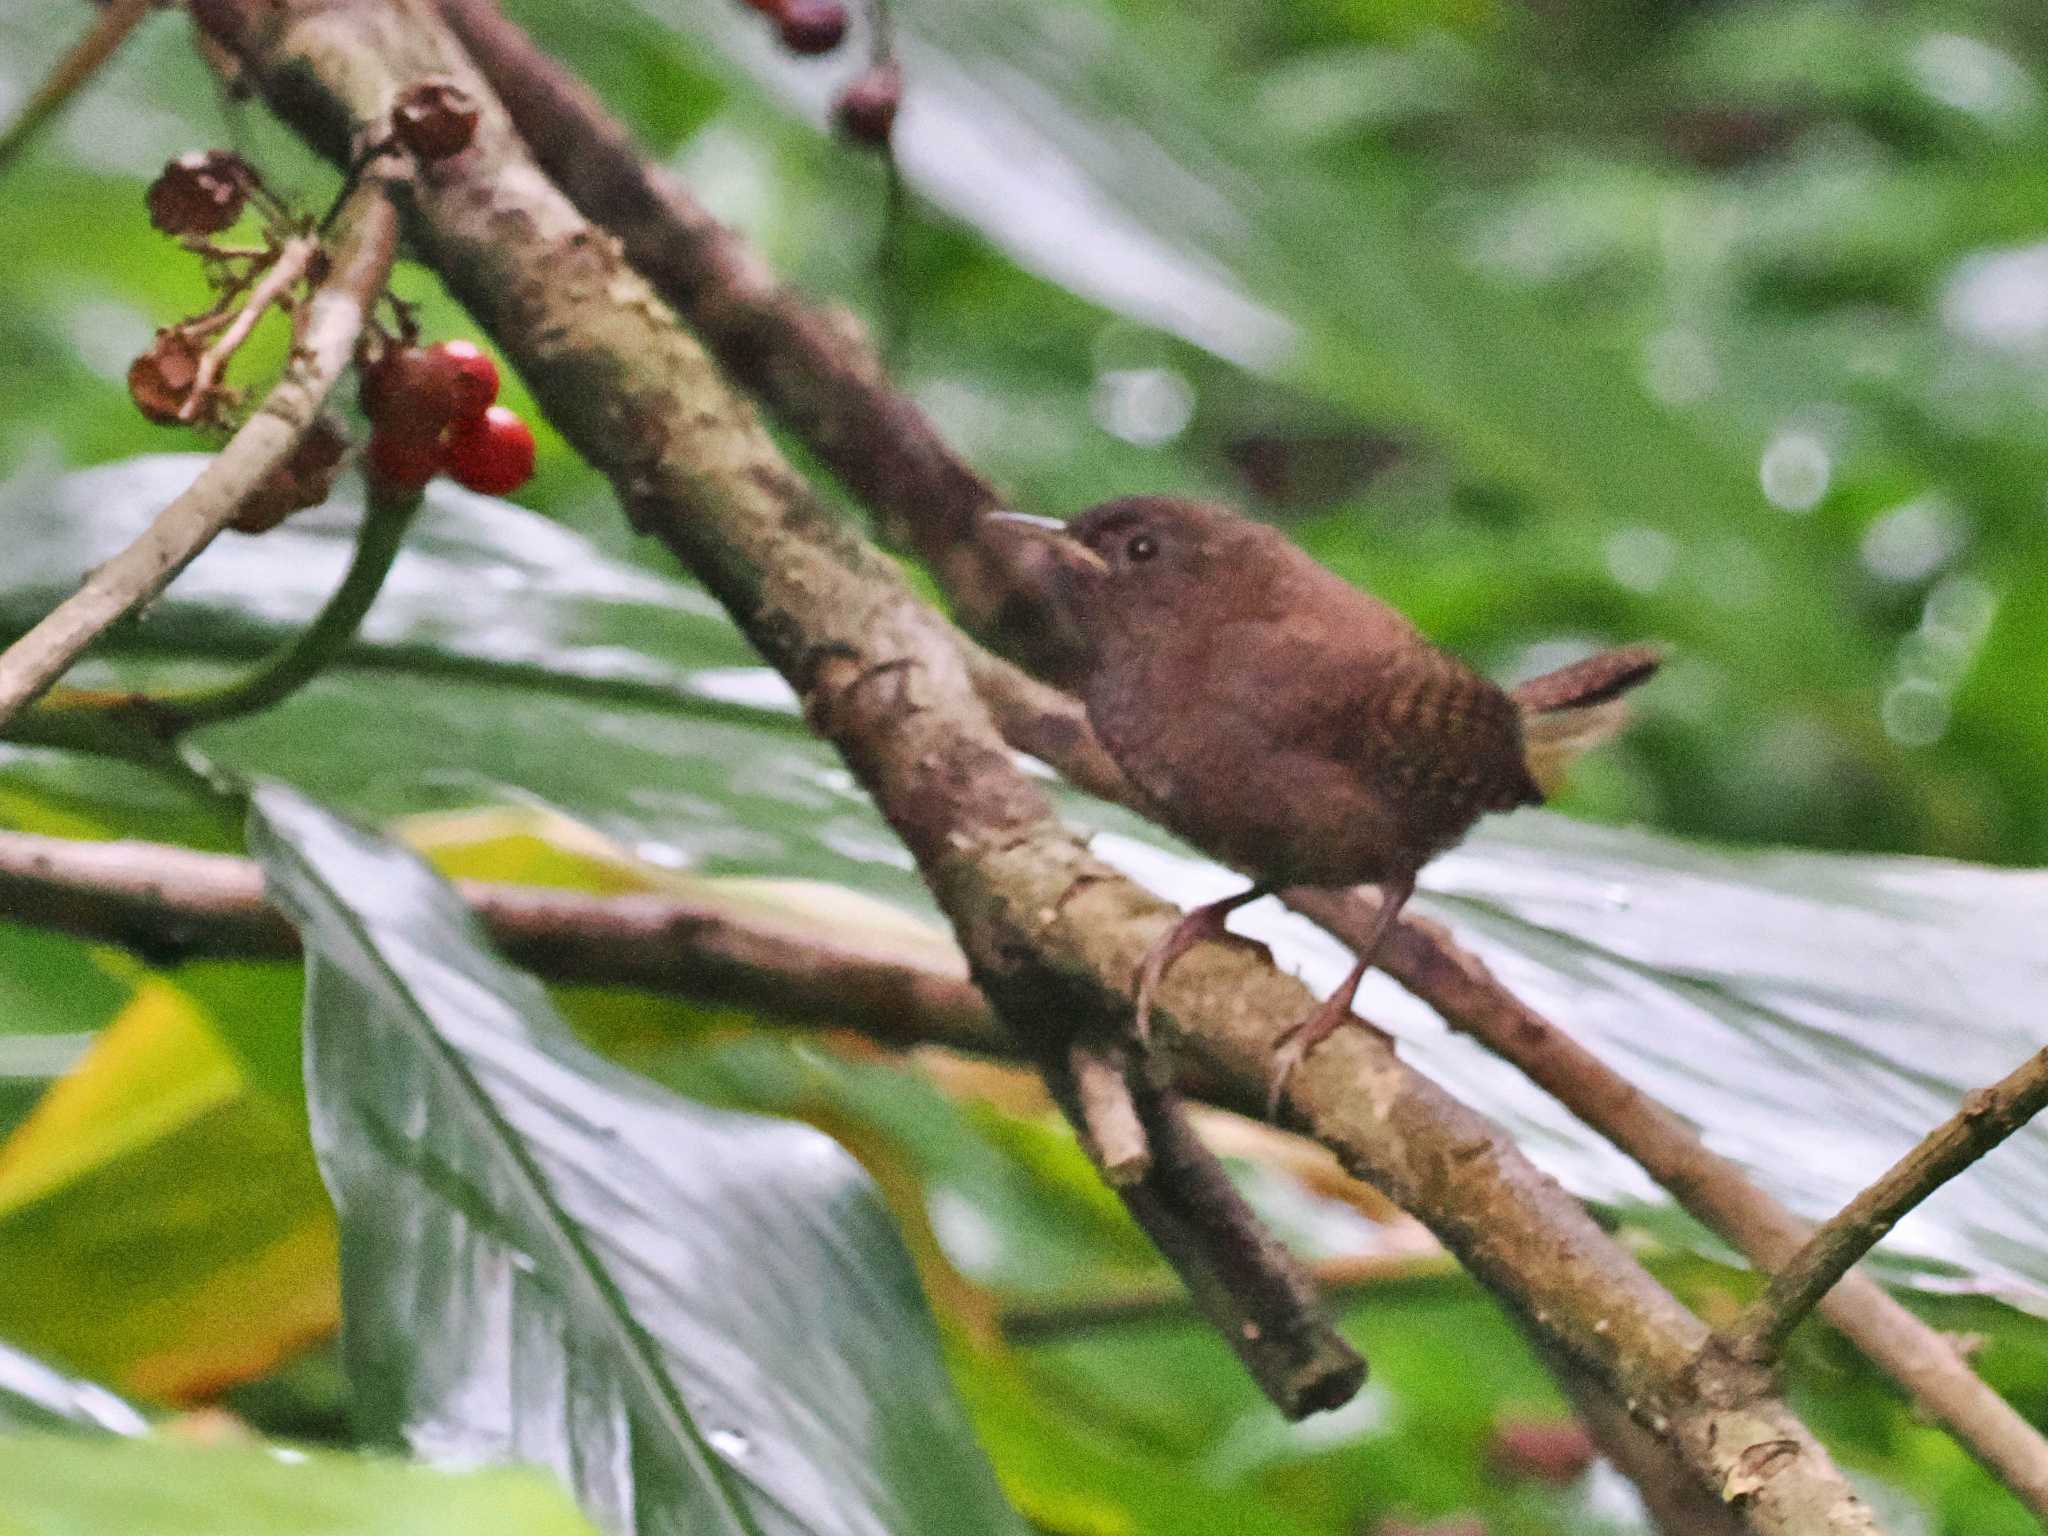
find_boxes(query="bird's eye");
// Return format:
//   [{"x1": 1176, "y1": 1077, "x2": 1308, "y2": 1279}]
[{"x1": 1126, "y1": 533, "x2": 1159, "y2": 563}]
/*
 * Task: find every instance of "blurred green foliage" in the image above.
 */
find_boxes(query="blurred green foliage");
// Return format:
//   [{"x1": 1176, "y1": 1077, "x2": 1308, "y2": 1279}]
[{"x1": 3, "y1": 0, "x2": 2048, "y2": 1534}]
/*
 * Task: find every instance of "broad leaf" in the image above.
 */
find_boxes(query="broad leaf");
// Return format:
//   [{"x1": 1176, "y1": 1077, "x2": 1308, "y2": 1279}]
[
  {"x1": 246, "y1": 783, "x2": 1023, "y2": 1536},
  {"x1": 0, "y1": 1342, "x2": 145, "y2": 1437},
  {"x1": 0, "y1": 976, "x2": 337, "y2": 1398},
  {"x1": 0, "y1": 1435, "x2": 601, "y2": 1536},
  {"x1": 6, "y1": 456, "x2": 2048, "y2": 1308}
]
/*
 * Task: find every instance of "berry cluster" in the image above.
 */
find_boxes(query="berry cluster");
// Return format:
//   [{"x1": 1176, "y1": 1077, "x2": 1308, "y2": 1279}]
[
  {"x1": 735, "y1": 0, "x2": 902, "y2": 148},
  {"x1": 359, "y1": 339, "x2": 536, "y2": 496},
  {"x1": 741, "y1": 0, "x2": 848, "y2": 56}
]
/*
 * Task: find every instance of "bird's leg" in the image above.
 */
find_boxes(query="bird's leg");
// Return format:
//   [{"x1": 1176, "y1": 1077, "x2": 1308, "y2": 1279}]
[
  {"x1": 1131, "y1": 884, "x2": 1271, "y2": 1046},
  {"x1": 1267, "y1": 874, "x2": 1416, "y2": 1118}
]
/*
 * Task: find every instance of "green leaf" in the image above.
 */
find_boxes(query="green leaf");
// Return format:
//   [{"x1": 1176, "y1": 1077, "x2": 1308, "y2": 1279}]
[
  {"x1": 0, "y1": 973, "x2": 338, "y2": 1399},
  {"x1": 0, "y1": 1435, "x2": 601, "y2": 1536},
  {"x1": 12, "y1": 455, "x2": 2048, "y2": 1309},
  {"x1": 0, "y1": 1342, "x2": 146, "y2": 1437},
  {"x1": 246, "y1": 783, "x2": 1024, "y2": 1536}
]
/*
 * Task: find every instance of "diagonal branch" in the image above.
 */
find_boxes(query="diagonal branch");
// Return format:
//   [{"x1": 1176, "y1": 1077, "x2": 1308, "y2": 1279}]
[
  {"x1": 191, "y1": 0, "x2": 1882, "y2": 1523},
  {"x1": 424, "y1": 6, "x2": 2048, "y2": 1515},
  {"x1": 1723, "y1": 1047, "x2": 2048, "y2": 1366},
  {"x1": 431, "y1": 0, "x2": 1060, "y2": 661},
  {"x1": 195, "y1": 0, "x2": 1363, "y2": 1424},
  {"x1": 0, "y1": 177, "x2": 397, "y2": 732},
  {"x1": 1288, "y1": 885, "x2": 2048, "y2": 1520}
]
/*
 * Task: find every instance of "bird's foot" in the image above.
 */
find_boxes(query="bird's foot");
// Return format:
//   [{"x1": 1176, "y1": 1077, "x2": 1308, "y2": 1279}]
[
  {"x1": 1128, "y1": 887, "x2": 1269, "y2": 1048},
  {"x1": 1265, "y1": 985, "x2": 1359, "y2": 1120}
]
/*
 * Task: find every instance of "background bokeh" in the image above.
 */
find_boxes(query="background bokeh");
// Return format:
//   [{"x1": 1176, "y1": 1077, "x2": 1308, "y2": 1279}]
[{"x1": 3, "y1": 1, "x2": 2048, "y2": 1533}]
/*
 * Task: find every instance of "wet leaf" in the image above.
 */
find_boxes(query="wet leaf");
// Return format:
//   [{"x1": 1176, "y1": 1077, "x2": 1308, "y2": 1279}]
[
  {"x1": 0, "y1": 976, "x2": 337, "y2": 1400},
  {"x1": 247, "y1": 783, "x2": 1023, "y2": 1536},
  {"x1": 0, "y1": 1342, "x2": 147, "y2": 1437},
  {"x1": 0, "y1": 1435, "x2": 601, "y2": 1536}
]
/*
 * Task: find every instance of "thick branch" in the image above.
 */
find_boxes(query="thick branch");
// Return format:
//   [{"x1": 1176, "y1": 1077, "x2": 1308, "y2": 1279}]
[
  {"x1": 398, "y1": 7, "x2": 2048, "y2": 1515},
  {"x1": 0, "y1": 828, "x2": 1002, "y2": 1052},
  {"x1": 1725, "y1": 1048, "x2": 2048, "y2": 1365},
  {"x1": 1288, "y1": 885, "x2": 2048, "y2": 1519},
  {"x1": 195, "y1": 1, "x2": 1880, "y2": 1521},
  {"x1": 197, "y1": 0, "x2": 1365, "y2": 1424},
  {"x1": 431, "y1": 0, "x2": 1064, "y2": 657},
  {"x1": 0, "y1": 178, "x2": 396, "y2": 731}
]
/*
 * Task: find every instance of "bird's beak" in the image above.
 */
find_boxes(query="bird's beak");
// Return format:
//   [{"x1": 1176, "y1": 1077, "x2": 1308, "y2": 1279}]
[{"x1": 984, "y1": 510, "x2": 1109, "y2": 575}]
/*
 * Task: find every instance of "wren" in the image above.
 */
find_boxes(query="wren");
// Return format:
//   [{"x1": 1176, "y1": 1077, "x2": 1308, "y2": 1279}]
[{"x1": 991, "y1": 497, "x2": 1659, "y2": 1112}]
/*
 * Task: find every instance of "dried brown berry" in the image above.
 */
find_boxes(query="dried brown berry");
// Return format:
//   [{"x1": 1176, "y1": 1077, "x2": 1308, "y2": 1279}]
[
  {"x1": 776, "y1": 0, "x2": 847, "y2": 55},
  {"x1": 128, "y1": 330, "x2": 204, "y2": 425},
  {"x1": 232, "y1": 416, "x2": 350, "y2": 533},
  {"x1": 392, "y1": 80, "x2": 481, "y2": 163},
  {"x1": 834, "y1": 63, "x2": 902, "y2": 147},
  {"x1": 146, "y1": 150, "x2": 249, "y2": 238}
]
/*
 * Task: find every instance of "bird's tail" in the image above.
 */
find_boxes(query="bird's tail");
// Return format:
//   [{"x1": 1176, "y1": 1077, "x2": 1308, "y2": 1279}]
[{"x1": 1513, "y1": 645, "x2": 1662, "y2": 797}]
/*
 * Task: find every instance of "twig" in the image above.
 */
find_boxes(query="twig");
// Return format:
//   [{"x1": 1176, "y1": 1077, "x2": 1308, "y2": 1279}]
[
  {"x1": 199, "y1": 2, "x2": 1883, "y2": 1519},
  {"x1": 18, "y1": 475, "x2": 418, "y2": 758},
  {"x1": 0, "y1": 0, "x2": 156, "y2": 179},
  {"x1": 160, "y1": 480, "x2": 420, "y2": 728},
  {"x1": 348, "y1": 0, "x2": 2041, "y2": 1515},
  {"x1": 1286, "y1": 885, "x2": 2048, "y2": 1520},
  {"x1": 0, "y1": 180, "x2": 397, "y2": 733},
  {"x1": 0, "y1": 828, "x2": 1003, "y2": 1046},
  {"x1": 1067, "y1": 1039, "x2": 1152, "y2": 1186},
  {"x1": 1723, "y1": 1049, "x2": 2048, "y2": 1365},
  {"x1": 1000, "y1": 1251, "x2": 1455, "y2": 1343},
  {"x1": 180, "y1": 234, "x2": 321, "y2": 419},
  {"x1": 430, "y1": 0, "x2": 1036, "y2": 650}
]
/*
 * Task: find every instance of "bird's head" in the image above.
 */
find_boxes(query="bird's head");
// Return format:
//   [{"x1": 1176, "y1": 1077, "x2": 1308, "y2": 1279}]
[{"x1": 985, "y1": 497, "x2": 1250, "y2": 638}]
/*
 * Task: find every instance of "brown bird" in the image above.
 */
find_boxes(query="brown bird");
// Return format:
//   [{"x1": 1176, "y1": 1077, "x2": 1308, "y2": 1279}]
[{"x1": 992, "y1": 496, "x2": 1659, "y2": 1112}]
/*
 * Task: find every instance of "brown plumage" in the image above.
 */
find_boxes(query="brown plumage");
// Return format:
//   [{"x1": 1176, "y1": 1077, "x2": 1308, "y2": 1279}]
[{"x1": 994, "y1": 496, "x2": 1660, "y2": 1111}]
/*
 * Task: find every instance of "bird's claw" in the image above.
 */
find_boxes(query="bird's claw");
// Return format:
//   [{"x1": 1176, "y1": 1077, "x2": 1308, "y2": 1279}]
[{"x1": 1266, "y1": 1031, "x2": 1311, "y2": 1120}]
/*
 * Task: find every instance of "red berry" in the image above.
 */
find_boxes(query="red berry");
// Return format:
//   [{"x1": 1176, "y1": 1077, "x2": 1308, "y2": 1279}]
[
  {"x1": 359, "y1": 344, "x2": 462, "y2": 439},
  {"x1": 834, "y1": 63, "x2": 901, "y2": 147},
  {"x1": 444, "y1": 405, "x2": 535, "y2": 495},
  {"x1": 367, "y1": 428, "x2": 446, "y2": 489},
  {"x1": 776, "y1": 0, "x2": 846, "y2": 55},
  {"x1": 392, "y1": 79, "x2": 481, "y2": 162},
  {"x1": 433, "y1": 339, "x2": 499, "y2": 424}
]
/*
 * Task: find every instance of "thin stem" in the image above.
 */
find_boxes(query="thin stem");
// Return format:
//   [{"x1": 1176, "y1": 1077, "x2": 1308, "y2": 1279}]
[
  {"x1": 158, "y1": 481, "x2": 422, "y2": 728},
  {"x1": 0, "y1": 0, "x2": 156, "y2": 180},
  {"x1": 1724, "y1": 1048, "x2": 2048, "y2": 1364},
  {"x1": 1284, "y1": 884, "x2": 2048, "y2": 1520},
  {"x1": 1000, "y1": 1252, "x2": 1454, "y2": 1344},
  {"x1": 181, "y1": 234, "x2": 321, "y2": 419},
  {"x1": 0, "y1": 179, "x2": 397, "y2": 732}
]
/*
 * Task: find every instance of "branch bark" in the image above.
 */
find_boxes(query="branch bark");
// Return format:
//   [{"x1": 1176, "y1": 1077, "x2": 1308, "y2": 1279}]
[
  {"x1": 0, "y1": 177, "x2": 396, "y2": 731},
  {"x1": 430, "y1": 0, "x2": 1074, "y2": 670},
  {"x1": 184, "y1": 0, "x2": 1882, "y2": 1523},
  {"x1": 1724, "y1": 1048, "x2": 2048, "y2": 1365},
  {"x1": 424, "y1": 9, "x2": 2048, "y2": 1508},
  {"x1": 196, "y1": 0, "x2": 1366, "y2": 1425},
  {"x1": 1288, "y1": 886, "x2": 2048, "y2": 1519}
]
